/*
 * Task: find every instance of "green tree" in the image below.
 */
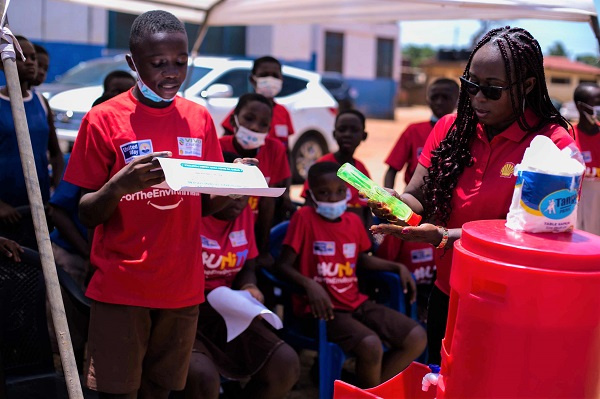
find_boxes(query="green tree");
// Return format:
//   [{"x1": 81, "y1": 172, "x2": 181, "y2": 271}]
[
  {"x1": 576, "y1": 54, "x2": 599, "y2": 67},
  {"x1": 402, "y1": 44, "x2": 436, "y2": 67},
  {"x1": 548, "y1": 41, "x2": 568, "y2": 57}
]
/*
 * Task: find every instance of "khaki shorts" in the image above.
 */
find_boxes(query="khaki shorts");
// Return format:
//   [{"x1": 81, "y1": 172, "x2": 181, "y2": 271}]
[
  {"x1": 86, "y1": 301, "x2": 199, "y2": 394},
  {"x1": 325, "y1": 300, "x2": 420, "y2": 353}
]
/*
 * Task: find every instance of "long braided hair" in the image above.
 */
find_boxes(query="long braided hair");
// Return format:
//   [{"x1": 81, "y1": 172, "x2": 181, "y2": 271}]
[{"x1": 421, "y1": 26, "x2": 570, "y2": 225}]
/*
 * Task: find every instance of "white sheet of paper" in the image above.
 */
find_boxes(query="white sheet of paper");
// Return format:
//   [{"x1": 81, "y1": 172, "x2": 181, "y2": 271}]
[
  {"x1": 207, "y1": 286, "x2": 283, "y2": 342},
  {"x1": 154, "y1": 158, "x2": 285, "y2": 197}
]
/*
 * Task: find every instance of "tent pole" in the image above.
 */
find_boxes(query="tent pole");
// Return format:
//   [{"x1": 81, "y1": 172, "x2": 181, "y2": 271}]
[
  {"x1": 0, "y1": 3, "x2": 83, "y2": 398},
  {"x1": 183, "y1": 0, "x2": 226, "y2": 92}
]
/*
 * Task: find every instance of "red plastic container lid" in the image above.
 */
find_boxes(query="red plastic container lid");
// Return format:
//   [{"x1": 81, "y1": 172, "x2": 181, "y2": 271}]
[{"x1": 460, "y1": 220, "x2": 600, "y2": 272}]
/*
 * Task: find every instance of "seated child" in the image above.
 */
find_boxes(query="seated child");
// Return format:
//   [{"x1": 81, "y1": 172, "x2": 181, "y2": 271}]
[
  {"x1": 301, "y1": 109, "x2": 372, "y2": 230},
  {"x1": 219, "y1": 93, "x2": 291, "y2": 268},
  {"x1": 276, "y1": 162, "x2": 426, "y2": 388},
  {"x1": 92, "y1": 70, "x2": 136, "y2": 107},
  {"x1": 183, "y1": 158, "x2": 299, "y2": 398},
  {"x1": 375, "y1": 236, "x2": 436, "y2": 324}
]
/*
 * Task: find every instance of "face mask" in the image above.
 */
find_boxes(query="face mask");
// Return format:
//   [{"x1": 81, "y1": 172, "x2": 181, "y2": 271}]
[
  {"x1": 254, "y1": 76, "x2": 282, "y2": 98},
  {"x1": 234, "y1": 116, "x2": 267, "y2": 149},
  {"x1": 131, "y1": 58, "x2": 176, "y2": 103},
  {"x1": 309, "y1": 190, "x2": 347, "y2": 220},
  {"x1": 579, "y1": 102, "x2": 600, "y2": 127}
]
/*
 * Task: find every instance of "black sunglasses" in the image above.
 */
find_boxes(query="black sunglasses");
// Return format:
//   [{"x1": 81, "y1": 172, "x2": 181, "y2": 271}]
[{"x1": 459, "y1": 76, "x2": 516, "y2": 101}]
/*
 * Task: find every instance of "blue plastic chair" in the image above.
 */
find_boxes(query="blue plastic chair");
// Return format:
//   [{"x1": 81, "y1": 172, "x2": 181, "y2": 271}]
[{"x1": 262, "y1": 220, "x2": 418, "y2": 399}]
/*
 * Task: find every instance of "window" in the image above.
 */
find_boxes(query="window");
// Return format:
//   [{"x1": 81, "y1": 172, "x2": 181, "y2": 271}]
[
  {"x1": 550, "y1": 76, "x2": 571, "y2": 85},
  {"x1": 580, "y1": 78, "x2": 598, "y2": 85},
  {"x1": 210, "y1": 69, "x2": 252, "y2": 97},
  {"x1": 324, "y1": 32, "x2": 344, "y2": 73},
  {"x1": 376, "y1": 38, "x2": 395, "y2": 79},
  {"x1": 279, "y1": 75, "x2": 308, "y2": 97}
]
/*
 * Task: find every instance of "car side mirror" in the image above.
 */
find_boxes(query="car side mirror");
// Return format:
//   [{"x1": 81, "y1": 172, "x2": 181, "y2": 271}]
[{"x1": 201, "y1": 84, "x2": 233, "y2": 99}]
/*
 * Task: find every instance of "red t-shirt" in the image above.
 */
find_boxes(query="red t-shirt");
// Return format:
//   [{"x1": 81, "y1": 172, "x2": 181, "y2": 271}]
[
  {"x1": 419, "y1": 111, "x2": 575, "y2": 295},
  {"x1": 385, "y1": 121, "x2": 434, "y2": 186},
  {"x1": 283, "y1": 206, "x2": 371, "y2": 313},
  {"x1": 375, "y1": 237, "x2": 436, "y2": 286},
  {"x1": 574, "y1": 124, "x2": 600, "y2": 177},
  {"x1": 64, "y1": 90, "x2": 224, "y2": 308},
  {"x1": 301, "y1": 153, "x2": 371, "y2": 208},
  {"x1": 201, "y1": 206, "x2": 259, "y2": 292},
  {"x1": 222, "y1": 102, "x2": 295, "y2": 147},
  {"x1": 219, "y1": 135, "x2": 290, "y2": 214}
]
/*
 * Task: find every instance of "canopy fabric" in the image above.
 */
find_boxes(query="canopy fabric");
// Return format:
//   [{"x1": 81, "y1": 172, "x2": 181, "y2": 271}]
[{"x1": 57, "y1": 0, "x2": 597, "y2": 26}]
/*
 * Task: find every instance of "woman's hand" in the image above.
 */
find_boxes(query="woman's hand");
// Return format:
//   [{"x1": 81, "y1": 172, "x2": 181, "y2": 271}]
[
  {"x1": 362, "y1": 189, "x2": 407, "y2": 225},
  {"x1": 370, "y1": 223, "x2": 444, "y2": 247},
  {"x1": 304, "y1": 279, "x2": 334, "y2": 320}
]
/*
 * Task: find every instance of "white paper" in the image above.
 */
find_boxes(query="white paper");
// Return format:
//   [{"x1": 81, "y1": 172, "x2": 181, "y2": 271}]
[
  {"x1": 207, "y1": 286, "x2": 283, "y2": 342},
  {"x1": 155, "y1": 158, "x2": 285, "y2": 197}
]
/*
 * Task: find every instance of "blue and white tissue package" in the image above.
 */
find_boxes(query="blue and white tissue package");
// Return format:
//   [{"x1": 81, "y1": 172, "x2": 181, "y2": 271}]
[{"x1": 506, "y1": 136, "x2": 585, "y2": 233}]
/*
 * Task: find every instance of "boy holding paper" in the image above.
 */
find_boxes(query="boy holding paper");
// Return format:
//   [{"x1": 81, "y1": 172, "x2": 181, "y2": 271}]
[
  {"x1": 182, "y1": 154, "x2": 299, "y2": 398},
  {"x1": 64, "y1": 11, "x2": 229, "y2": 397}
]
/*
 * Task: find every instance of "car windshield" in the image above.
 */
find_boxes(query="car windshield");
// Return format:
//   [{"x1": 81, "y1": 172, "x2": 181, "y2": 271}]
[{"x1": 56, "y1": 59, "x2": 212, "y2": 87}]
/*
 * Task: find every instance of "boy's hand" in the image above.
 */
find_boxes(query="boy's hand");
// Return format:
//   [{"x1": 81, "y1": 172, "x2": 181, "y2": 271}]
[
  {"x1": 242, "y1": 284, "x2": 264, "y2": 303},
  {"x1": 0, "y1": 237, "x2": 24, "y2": 262},
  {"x1": 110, "y1": 151, "x2": 172, "y2": 196},
  {"x1": 304, "y1": 279, "x2": 335, "y2": 320},
  {"x1": 396, "y1": 263, "x2": 417, "y2": 304},
  {"x1": 0, "y1": 202, "x2": 22, "y2": 224},
  {"x1": 234, "y1": 157, "x2": 259, "y2": 166}
]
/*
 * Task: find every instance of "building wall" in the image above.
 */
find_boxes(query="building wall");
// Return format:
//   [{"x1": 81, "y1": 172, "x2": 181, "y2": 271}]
[{"x1": 546, "y1": 71, "x2": 600, "y2": 103}]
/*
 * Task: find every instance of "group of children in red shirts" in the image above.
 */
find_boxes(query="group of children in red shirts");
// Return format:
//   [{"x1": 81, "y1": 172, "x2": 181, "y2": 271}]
[{"x1": 19, "y1": 9, "x2": 599, "y2": 399}]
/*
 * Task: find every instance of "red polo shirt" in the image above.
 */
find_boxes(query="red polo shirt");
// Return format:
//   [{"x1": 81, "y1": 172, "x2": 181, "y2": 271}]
[
  {"x1": 222, "y1": 102, "x2": 295, "y2": 147},
  {"x1": 385, "y1": 121, "x2": 434, "y2": 186},
  {"x1": 419, "y1": 111, "x2": 574, "y2": 295},
  {"x1": 574, "y1": 124, "x2": 600, "y2": 177}
]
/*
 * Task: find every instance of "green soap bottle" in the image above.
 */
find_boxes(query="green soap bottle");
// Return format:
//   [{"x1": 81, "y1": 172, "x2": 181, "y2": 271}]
[{"x1": 337, "y1": 162, "x2": 422, "y2": 226}]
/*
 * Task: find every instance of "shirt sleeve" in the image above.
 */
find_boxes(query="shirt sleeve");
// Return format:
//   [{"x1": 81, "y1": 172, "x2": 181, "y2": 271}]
[
  {"x1": 203, "y1": 112, "x2": 224, "y2": 162},
  {"x1": 63, "y1": 112, "x2": 116, "y2": 191},
  {"x1": 285, "y1": 107, "x2": 295, "y2": 136},
  {"x1": 49, "y1": 180, "x2": 81, "y2": 211},
  {"x1": 221, "y1": 109, "x2": 235, "y2": 133},
  {"x1": 356, "y1": 218, "x2": 372, "y2": 253},
  {"x1": 385, "y1": 125, "x2": 414, "y2": 171},
  {"x1": 418, "y1": 115, "x2": 455, "y2": 169},
  {"x1": 549, "y1": 125, "x2": 576, "y2": 150},
  {"x1": 283, "y1": 210, "x2": 305, "y2": 254},
  {"x1": 268, "y1": 140, "x2": 291, "y2": 186}
]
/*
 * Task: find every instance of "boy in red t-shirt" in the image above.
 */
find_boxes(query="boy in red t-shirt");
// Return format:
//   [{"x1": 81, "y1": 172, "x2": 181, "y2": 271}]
[
  {"x1": 219, "y1": 93, "x2": 291, "y2": 268},
  {"x1": 63, "y1": 11, "x2": 231, "y2": 397},
  {"x1": 384, "y1": 78, "x2": 459, "y2": 190},
  {"x1": 222, "y1": 56, "x2": 294, "y2": 149},
  {"x1": 276, "y1": 162, "x2": 426, "y2": 388},
  {"x1": 183, "y1": 174, "x2": 299, "y2": 398},
  {"x1": 301, "y1": 109, "x2": 372, "y2": 229}
]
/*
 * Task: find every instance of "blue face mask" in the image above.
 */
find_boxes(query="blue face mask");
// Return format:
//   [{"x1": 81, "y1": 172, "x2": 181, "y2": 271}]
[
  {"x1": 309, "y1": 190, "x2": 347, "y2": 220},
  {"x1": 131, "y1": 58, "x2": 176, "y2": 103}
]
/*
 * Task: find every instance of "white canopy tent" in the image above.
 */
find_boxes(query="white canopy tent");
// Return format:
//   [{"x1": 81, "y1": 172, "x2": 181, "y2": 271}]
[{"x1": 55, "y1": 0, "x2": 600, "y2": 65}]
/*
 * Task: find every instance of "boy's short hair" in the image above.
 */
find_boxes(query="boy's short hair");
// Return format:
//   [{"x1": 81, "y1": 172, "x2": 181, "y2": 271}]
[
  {"x1": 335, "y1": 109, "x2": 366, "y2": 129},
  {"x1": 33, "y1": 43, "x2": 48, "y2": 56},
  {"x1": 103, "y1": 70, "x2": 135, "y2": 91},
  {"x1": 307, "y1": 161, "x2": 340, "y2": 189},
  {"x1": 429, "y1": 77, "x2": 459, "y2": 91},
  {"x1": 574, "y1": 82, "x2": 599, "y2": 104},
  {"x1": 252, "y1": 56, "x2": 281, "y2": 75},
  {"x1": 129, "y1": 10, "x2": 186, "y2": 52}
]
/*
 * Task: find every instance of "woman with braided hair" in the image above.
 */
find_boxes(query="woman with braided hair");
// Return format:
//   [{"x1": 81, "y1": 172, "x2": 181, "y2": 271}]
[{"x1": 369, "y1": 27, "x2": 577, "y2": 365}]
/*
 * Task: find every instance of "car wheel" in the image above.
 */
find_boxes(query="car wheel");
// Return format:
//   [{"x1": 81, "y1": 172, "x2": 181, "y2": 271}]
[{"x1": 291, "y1": 131, "x2": 328, "y2": 184}]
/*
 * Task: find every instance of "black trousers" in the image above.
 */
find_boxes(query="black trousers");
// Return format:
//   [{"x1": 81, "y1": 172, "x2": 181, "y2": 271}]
[{"x1": 426, "y1": 285, "x2": 450, "y2": 365}]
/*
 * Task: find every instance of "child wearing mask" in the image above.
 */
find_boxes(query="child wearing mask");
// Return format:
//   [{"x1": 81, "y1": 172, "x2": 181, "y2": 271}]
[
  {"x1": 219, "y1": 93, "x2": 291, "y2": 268},
  {"x1": 276, "y1": 161, "x2": 426, "y2": 389}
]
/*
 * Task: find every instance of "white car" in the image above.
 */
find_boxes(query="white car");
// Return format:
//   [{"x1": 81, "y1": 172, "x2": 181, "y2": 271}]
[{"x1": 45, "y1": 55, "x2": 338, "y2": 182}]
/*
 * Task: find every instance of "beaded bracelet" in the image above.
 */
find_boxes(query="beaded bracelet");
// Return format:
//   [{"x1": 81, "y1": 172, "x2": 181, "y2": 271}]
[{"x1": 436, "y1": 226, "x2": 449, "y2": 249}]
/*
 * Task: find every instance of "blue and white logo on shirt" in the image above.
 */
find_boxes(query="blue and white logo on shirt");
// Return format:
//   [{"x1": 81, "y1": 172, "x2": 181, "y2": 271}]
[
  {"x1": 343, "y1": 243, "x2": 356, "y2": 258},
  {"x1": 229, "y1": 230, "x2": 248, "y2": 247},
  {"x1": 313, "y1": 241, "x2": 335, "y2": 256},
  {"x1": 120, "y1": 140, "x2": 153, "y2": 164},
  {"x1": 411, "y1": 248, "x2": 434, "y2": 263},
  {"x1": 201, "y1": 236, "x2": 221, "y2": 250}
]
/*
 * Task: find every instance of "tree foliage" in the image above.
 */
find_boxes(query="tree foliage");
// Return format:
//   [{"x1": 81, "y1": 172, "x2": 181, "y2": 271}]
[
  {"x1": 402, "y1": 44, "x2": 436, "y2": 67},
  {"x1": 548, "y1": 41, "x2": 568, "y2": 57}
]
